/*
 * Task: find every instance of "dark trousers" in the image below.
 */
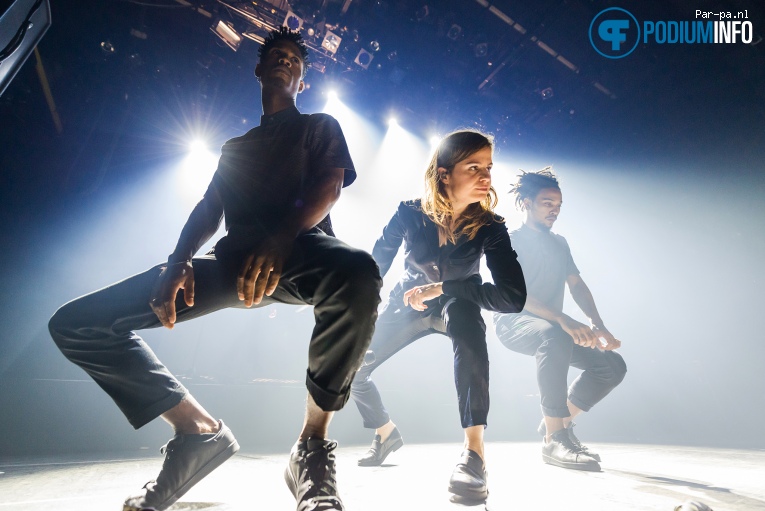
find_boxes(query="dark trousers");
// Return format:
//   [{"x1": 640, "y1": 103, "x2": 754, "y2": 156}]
[
  {"x1": 495, "y1": 314, "x2": 626, "y2": 418},
  {"x1": 351, "y1": 296, "x2": 489, "y2": 430},
  {"x1": 48, "y1": 232, "x2": 382, "y2": 429}
]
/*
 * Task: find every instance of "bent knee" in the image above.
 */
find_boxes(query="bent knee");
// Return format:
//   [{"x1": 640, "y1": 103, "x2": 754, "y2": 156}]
[
  {"x1": 332, "y1": 250, "x2": 382, "y2": 300},
  {"x1": 608, "y1": 352, "x2": 627, "y2": 385}
]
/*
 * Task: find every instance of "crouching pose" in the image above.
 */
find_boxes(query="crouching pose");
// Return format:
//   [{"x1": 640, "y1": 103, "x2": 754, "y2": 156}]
[
  {"x1": 48, "y1": 28, "x2": 381, "y2": 511},
  {"x1": 494, "y1": 168, "x2": 627, "y2": 472},
  {"x1": 350, "y1": 130, "x2": 526, "y2": 500}
]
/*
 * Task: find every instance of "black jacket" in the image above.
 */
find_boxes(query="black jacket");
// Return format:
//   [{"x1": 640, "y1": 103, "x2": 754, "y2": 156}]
[{"x1": 373, "y1": 200, "x2": 526, "y2": 313}]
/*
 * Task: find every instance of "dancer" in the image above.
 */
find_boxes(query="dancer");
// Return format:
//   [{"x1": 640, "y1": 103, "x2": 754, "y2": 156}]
[
  {"x1": 350, "y1": 130, "x2": 526, "y2": 500},
  {"x1": 48, "y1": 28, "x2": 381, "y2": 511},
  {"x1": 493, "y1": 167, "x2": 626, "y2": 471}
]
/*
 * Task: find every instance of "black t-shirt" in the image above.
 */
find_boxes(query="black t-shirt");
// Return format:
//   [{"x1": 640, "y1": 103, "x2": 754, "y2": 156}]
[
  {"x1": 510, "y1": 223, "x2": 579, "y2": 315},
  {"x1": 210, "y1": 106, "x2": 354, "y2": 252}
]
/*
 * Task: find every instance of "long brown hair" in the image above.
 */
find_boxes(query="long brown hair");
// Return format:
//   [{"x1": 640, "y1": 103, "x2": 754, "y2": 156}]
[{"x1": 421, "y1": 130, "x2": 499, "y2": 246}]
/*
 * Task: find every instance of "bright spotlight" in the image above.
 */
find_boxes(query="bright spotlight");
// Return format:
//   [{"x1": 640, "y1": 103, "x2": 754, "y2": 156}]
[
  {"x1": 429, "y1": 135, "x2": 441, "y2": 147},
  {"x1": 179, "y1": 140, "x2": 218, "y2": 202},
  {"x1": 327, "y1": 90, "x2": 338, "y2": 101},
  {"x1": 189, "y1": 139, "x2": 207, "y2": 154},
  {"x1": 388, "y1": 117, "x2": 398, "y2": 127}
]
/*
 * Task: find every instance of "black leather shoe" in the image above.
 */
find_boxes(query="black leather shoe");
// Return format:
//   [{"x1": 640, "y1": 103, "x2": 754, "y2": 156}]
[
  {"x1": 537, "y1": 419, "x2": 601, "y2": 462},
  {"x1": 448, "y1": 449, "x2": 488, "y2": 500},
  {"x1": 284, "y1": 439, "x2": 344, "y2": 511},
  {"x1": 542, "y1": 428, "x2": 600, "y2": 472},
  {"x1": 357, "y1": 427, "x2": 403, "y2": 466}
]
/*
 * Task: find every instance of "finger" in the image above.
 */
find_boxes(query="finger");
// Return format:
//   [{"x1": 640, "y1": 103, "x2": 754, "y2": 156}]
[
  {"x1": 243, "y1": 261, "x2": 263, "y2": 307},
  {"x1": 252, "y1": 265, "x2": 271, "y2": 305},
  {"x1": 184, "y1": 272, "x2": 195, "y2": 307},
  {"x1": 150, "y1": 299, "x2": 170, "y2": 328},
  {"x1": 238, "y1": 255, "x2": 254, "y2": 300},
  {"x1": 265, "y1": 261, "x2": 282, "y2": 296},
  {"x1": 165, "y1": 287, "x2": 179, "y2": 326}
]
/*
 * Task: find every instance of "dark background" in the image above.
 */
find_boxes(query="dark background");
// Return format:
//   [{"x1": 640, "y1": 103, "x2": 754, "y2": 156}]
[{"x1": 1, "y1": 0, "x2": 763, "y2": 457}]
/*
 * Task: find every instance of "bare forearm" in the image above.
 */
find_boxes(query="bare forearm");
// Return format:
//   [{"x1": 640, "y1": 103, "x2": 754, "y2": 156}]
[
  {"x1": 168, "y1": 197, "x2": 223, "y2": 264},
  {"x1": 569, "y1": 280, "x2": 604, "y2": 328}
]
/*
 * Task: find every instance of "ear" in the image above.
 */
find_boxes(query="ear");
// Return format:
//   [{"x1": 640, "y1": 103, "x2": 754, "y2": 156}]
[
  {"x1": 254, "y1": 63, "x2": 262, "y2": 80},
  {"x1": 297, "y1": 79, "x2": 305, "y2": 94},
  {"x1": 522, "y1": 197, "x2": 531, "y2": 211},
  {"x1": 437, "y1": 166, "x2": 449, "y2": 184}
]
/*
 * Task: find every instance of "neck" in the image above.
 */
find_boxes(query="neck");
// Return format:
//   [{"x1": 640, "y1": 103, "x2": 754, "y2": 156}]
[
  {"x1": 524, "y1": 219, "x2": 550, "y2": 233},
  {"x1": 261, "y1": 91, "x2": 296, "y2": 116},
  {"x1": 452, "y1": 202, "x2": 468, "y2": 221}
]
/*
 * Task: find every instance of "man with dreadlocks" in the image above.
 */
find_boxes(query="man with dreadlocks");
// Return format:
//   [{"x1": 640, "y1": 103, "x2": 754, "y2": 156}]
[
  {"x1": 493, "y1": 168, "x2": 626, "y2": 472},
  {"x1": 48, "y1": 27, "x2": 381, "y2": 511}
]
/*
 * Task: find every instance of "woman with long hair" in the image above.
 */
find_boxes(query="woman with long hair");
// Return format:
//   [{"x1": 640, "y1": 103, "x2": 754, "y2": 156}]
[{"x1": 350, "y1": 129, "x2": 526, "y2": 500}]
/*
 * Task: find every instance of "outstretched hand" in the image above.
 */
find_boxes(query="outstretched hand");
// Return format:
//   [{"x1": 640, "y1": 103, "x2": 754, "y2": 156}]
[
  {"x1": 150, "y1": 261, "x2": 195, "y2": 329},
  {"x1": 403, "y1": 282, "x2": 443, "y2": 311},
  {"x1": 237, "y1": 233, "x2": 294, "y2": 307}
]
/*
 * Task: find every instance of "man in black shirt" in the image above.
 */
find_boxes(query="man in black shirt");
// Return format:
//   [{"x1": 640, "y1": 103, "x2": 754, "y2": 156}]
[
  {"x1": 48, "y1": 28, "x2": 381, "y2": 511},
  {"x1": 494, "y1": 168, "x2": 626, "y2": 472}
]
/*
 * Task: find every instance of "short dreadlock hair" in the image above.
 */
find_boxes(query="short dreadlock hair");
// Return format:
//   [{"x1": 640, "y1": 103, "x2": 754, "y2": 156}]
[
  {"x1": 258, "y1": 27, "x2": 310, "y2": 77},
  {"x1": 509, "y1": 166, "x2": 560, "y2": 210}
]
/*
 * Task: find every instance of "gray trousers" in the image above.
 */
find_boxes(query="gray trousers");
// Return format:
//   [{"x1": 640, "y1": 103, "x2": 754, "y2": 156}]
[{"x1": 495, "y1": 313, "x2": 627, "y2": 418}]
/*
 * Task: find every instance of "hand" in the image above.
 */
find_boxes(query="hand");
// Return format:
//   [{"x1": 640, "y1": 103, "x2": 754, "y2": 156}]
[
  {"x1": 558, "y1": 315, "x2": 601, "y2": 349},
  {"x1": 150, "y1": 261, "x2": 195, "y2": 329},
  {"x1": 403, "y1": 282, "x2": 443, "y2": 311},
  {"x1": 237, "y1": 233, "x2": 294, "y2": 307},
  {"x1": 592, "y1": 325, "x2": 621, "y2": 350}
]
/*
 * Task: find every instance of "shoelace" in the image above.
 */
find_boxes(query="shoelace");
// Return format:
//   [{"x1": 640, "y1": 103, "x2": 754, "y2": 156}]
[
  {"x1": 566, "y1": 427, "x2": 594, "y2": 456},
  {"x1": 298, "y1": 442, "x2": 342, "y2": 509}
]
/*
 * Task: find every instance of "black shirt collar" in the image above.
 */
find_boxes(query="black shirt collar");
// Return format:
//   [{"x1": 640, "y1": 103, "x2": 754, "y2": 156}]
[{"x1": 260, "y1": 105, "x2": 300, "y2": 126}]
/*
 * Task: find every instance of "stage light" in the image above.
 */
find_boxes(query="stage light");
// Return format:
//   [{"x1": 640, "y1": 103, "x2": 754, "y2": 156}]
[
  {"x1": 429, "y1": 135, "x2": 441, "y2": 147},
  {"x1": 211, "y1": 20, "x2": 242, "y2": 52},
  {"x1": 180, "y1": 140, "x2": 218, "y2": 201},
  {"x1": 368, "y1": 40, "x2": 380, "y2": 52},
  {"x1": 283, "y1": 10, "x2": 303, "y2": 31},
  {"x1": 100, "y1": 41, "x2": 115, "y2": 55},
  {"x1": 354, "y1": 49, "x2": 373, "y2": 69},
  {"x1": 474, "y1": 42, "x2": 488, "y2": 58},
  {"x1": 321, "y1": 30, "x2": 342, "y2": 54},
  {"x1": 327, "y1": 90, "x2": 338, "y2": 100},
  {"x1": 388, "y1": 117, "x2": 398, "y2": 126}
]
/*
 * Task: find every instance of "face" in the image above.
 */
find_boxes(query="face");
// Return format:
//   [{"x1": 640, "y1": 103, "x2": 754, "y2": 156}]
[
  {"x1": 524, "y1": 187, "x2": 562, "y2": 231},
  {"x1": 254, "y1": 40, "x2": 305, "y2": 97},
  {"x1": 440, "y1": 146, "x2": 493, "y2": 211}
]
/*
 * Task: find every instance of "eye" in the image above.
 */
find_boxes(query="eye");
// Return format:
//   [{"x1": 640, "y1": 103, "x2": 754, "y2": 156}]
[{"x1": 292, "y1": 57, "x2": 300, "y2": 63}]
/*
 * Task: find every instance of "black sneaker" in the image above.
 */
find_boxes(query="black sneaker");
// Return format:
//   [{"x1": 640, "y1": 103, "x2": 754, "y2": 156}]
[
  {"x1": 284, "y1": 439, "x2": 344, "y2": 511},
  {"x1": 541, "y1": 428, "x2": 601, "y2": 472},
  {"x1": 357, "y1": 427, "x2": 404, "y2": 466},
  {"x1": 123, "y1": 420, "x2": 239, "y2": 511},
  {"x1": 448, "y1": 449, "x2": 488, "y2": 500},
  {"x1": 537, "y1": 419, "x2": 601, "y2": 462}
]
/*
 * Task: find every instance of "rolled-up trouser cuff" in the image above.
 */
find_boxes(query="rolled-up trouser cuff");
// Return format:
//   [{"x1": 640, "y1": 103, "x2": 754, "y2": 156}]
[
  {"x1": 127, "y1": 384, "x2": 188, "y2": 429},
  {"x1": 541, "y1": 404, "x2": 571, "y2": 418},
  {"x1": 306, "y1": 371, "x2": 350, "y2": 412},
  {"x1": 567, "y1": 393, "x2": 593, "y2": 413}
]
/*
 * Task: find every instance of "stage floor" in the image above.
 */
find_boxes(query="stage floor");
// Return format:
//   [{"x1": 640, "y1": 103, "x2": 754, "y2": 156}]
[{"x1": 1, "y1": 442, "x2": 763, "y2": 510}]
